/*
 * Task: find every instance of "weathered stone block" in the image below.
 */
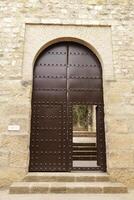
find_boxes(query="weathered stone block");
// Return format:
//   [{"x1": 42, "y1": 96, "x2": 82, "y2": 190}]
[
  {"x1": 0, "y1": 167, "x2": 26, "y2": 189},
  {"x1": 107, "y1": 134, "x2": 134, "y2": 151},
  {"x1": 82, "y1": 0, "x2": 107, "y2": 4},
  {"x1": 30, "y1": 182, "x2": 49, "y2": 193},
  {"x1": 108, "y1": 150, "x2": 134, "y2": 168},
  {"x1": 109, "y1": 169, "x2": 134, "y2": 188},
  {"x1": 1, "y1": 134, "x2": 29, "y2": 152},
  {"x1": 9, "y1": 151, "x2": 29, "y2": 168},
  {"x1": 0, "y1": 150, "x2": 9, "y2": 167},
  {"x1": 107, "y1": 118, "x2": 128, "y2": 134},
  {"x1": 5, "y1": 104, "x2": 31, "y2": 116},
  {"x1": 109, "y1": 0, "x2": 129, "y2": 5}
]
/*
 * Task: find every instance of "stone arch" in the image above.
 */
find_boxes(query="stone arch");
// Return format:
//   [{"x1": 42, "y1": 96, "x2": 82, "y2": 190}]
[{"x1": 33, "y1": 37, "x2": 104, "y2": 72}]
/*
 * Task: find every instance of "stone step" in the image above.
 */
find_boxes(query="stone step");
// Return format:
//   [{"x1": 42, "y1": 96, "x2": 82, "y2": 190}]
[
  {"x1": 73, "y1": 146, "x2": 97, "y2": 150},
  {"x1": 23, "y1": 172, "x2": 109, "y2": 182},
  {"x1": 73, "y1": 137, "x2": 96, "y2": 143},
  {"x1": 73, "y1": 150, "x2": 97, "y2": 155},
  {"x1": 73, "y1": 131, "x2": 96, "y2": 137},
  {"x1": 73, "y1": 155, "x2": 97, "y2": 160},
  {"x1": 73, "y1": 142, "x2": 96, "y2": 146},
  {"x1": 9, "y1": 181, "x2": 127, "y2": 194}
]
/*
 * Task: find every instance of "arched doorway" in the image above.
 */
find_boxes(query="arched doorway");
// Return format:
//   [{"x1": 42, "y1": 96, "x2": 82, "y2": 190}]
[{"x1": 29, "y1": 41, "x2": 106, "y2": 172}]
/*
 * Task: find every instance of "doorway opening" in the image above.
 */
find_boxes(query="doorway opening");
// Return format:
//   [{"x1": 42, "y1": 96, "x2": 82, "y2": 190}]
[{"x1": 73, "y1": 105, "x2": 97, "y2": 170}]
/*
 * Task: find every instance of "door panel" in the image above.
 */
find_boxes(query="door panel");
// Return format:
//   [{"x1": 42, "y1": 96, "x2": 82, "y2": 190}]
[
  {"x1": 36, "y1": 45, "x2": 67, "y2": 65},
  {"x1": 34, "y1": 66, "x2": 67, "y2": 77},
  {"x1": 68, "y1": 91, "x2": 103, "y2": 104},
  {"x1": 68, "y1": 46, "x2": 99, "y2": 66},
  {"x1": 29, "y1": 43, "x2": 69, "y2": 172},
  {"x1": 68, "y1": 43, "x2": 106, "y2": 171},
  {"x1": 33, "y1": 91, "x2": 66, "y2": 101},
  {"x1": 68, "y1": 79, "x2": 102, "y2": 89},
  {"x1": 69, "y1": 67, "x2": 101, "y2": 77},
  {"x1": 34, "y1": 79, "x2": 66, "y2": 89},
  {"x1": 68, "y1": 43, "x2": 102, "y2": 104}
]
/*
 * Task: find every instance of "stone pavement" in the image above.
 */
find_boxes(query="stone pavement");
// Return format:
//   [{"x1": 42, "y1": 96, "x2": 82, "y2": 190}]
[{"x1": 0, "y1": 189, "x2": 134, "y2": 200}]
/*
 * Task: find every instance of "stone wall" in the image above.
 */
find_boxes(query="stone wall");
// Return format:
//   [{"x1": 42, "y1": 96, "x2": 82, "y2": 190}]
[{"x1": 0, "y1": 0, "x2": 134, "y2": 188}]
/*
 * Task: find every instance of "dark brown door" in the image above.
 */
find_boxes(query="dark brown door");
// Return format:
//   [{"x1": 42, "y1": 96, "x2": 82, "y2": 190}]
[{"x1": 29, "y1": 42, "x2": 106, "y2": 172}]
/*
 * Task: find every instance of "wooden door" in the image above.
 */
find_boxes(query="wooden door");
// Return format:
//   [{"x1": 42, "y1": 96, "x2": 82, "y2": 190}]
[{"x1": 29, "y1": 42, "x2": 106, "y2": 172}]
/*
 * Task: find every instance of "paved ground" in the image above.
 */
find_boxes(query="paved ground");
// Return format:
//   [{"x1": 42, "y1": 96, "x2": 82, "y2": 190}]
[{"x1": 0, "y1": 189, "x2": 134, "y2": 200}]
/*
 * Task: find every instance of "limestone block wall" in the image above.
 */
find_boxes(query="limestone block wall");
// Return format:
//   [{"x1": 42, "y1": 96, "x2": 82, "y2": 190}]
[{"x1": 0, "y1": 0, "x2": 134, "y2": 188}]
